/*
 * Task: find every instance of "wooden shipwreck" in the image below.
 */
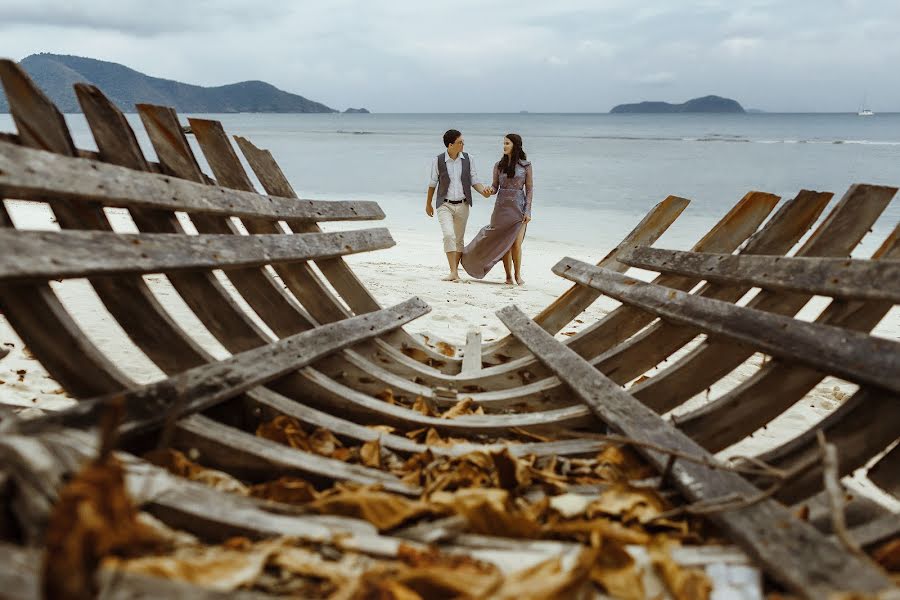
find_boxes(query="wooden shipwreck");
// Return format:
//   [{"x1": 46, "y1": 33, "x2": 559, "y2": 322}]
[{"x1": 0, "y1": 59, "x2": 897, "y2": 599}]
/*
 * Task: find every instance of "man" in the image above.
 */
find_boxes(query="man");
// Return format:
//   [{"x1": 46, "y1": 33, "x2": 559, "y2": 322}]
[{"x1": 425, "y1": 129, "x2": 492, "y2": 281}]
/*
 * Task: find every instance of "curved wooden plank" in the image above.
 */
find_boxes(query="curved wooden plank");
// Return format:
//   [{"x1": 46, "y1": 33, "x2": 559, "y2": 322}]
[
  {"x1": 0, "y1": 141, "x2": 385, "y2": 222},
  {"x1": 620, "y1": 247, "x2": 900, "y2": 303},
  {"x1": 271, "y1": 366, "x2": 594, "y2": 434},
  {"x1": 496, "y1": 304, "x2": 892, "y2": 596},
  {"x1": 678, "y1": 225, "x2": 900, "y2": 452},
  {"x1": 630, "y1": 184, "x2": 898, "y2": 413},
  {"x1": 0, "y1": 59, "x2": 133, "y2": 397},
  {"x1": 0, "y1": 228, "x2": 395, "y2": 282},
  {"x1": 240, "y1": 384, "x2": 605, "y2": 458},
  {"x1": 553, "y1": 259, "x2": 900, "y2": 394},
  {"x1": 11, "y1": 298, "x2": 430, "y2": 439},
  {"x1": 753, "y1": 387, "x2": 900, "y2": 504},
  {"x1": 173, "y1": 415, "x2": 419, "y2": 495}
]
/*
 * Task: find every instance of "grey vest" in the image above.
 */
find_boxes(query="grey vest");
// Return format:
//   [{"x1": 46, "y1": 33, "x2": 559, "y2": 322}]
[{"x1": 435, "y1": 152, "x2": 472, "y2": 207}]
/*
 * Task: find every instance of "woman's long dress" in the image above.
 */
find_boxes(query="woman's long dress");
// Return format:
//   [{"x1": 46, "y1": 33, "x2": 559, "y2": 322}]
[{"x1": 460, "y1": 160, "x2": 533, "y2": 279}]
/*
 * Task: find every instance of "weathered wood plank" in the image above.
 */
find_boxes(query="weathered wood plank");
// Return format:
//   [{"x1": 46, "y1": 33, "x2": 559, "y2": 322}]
[
  {"x1": 630, "y1": 183, "x2": 898, "y2": 413},
  {"x1": 845, "y1": 513, "x2": 900, "y2": 549},
  {"x1": 461, "y1": 330, "x2": 483, "y2": 375},
  {"x1": 11, "y1": 298, "x2": 429, "y2": 439},
  {"x1": 0, "y1": 59, "x2": 134, "y2": 397},
  {"x1": 553, "y1": 259, "x2": 900, "y2": 394},
  {"x1": 0, "y1": 228, "x2": 395, "y2": 282},
  {"x1": 757, "y1": 388, "x2": 900, "y2": 504},
  {"x1": 868, "y1": 443, "x2": 900, "y2": 499},
  {"x1": 621, "y1": 246, "x2": 900, "y2": 302},
  {"x1": 0, "y1": 141, "x2": 385, "y2": 222},
  {"x1": 173, "y1": 415, "x2": 420, "y2": 495},
  {"x1": 496, "y1": 304, "x2": 893, "y2": 597},
  {"x1": 677, "y1": 225, "x2": 900, "y2": 452}
]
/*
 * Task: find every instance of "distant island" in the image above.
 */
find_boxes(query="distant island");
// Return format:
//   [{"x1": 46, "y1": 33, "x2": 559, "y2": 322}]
[
  {"x1": 0, "y1": 53, "x2": 351, "y2": 114},
  {"x1": 343, "y1": 108, "x2": 370, "y2": 114},
  {"x1": 610, "y1": 95, "x2": 745, "y2": 114}
]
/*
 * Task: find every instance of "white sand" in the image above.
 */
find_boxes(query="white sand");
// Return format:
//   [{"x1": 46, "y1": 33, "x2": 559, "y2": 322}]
[{"x1": 1, "y1": 200, "x2": 896, "y2": 507}]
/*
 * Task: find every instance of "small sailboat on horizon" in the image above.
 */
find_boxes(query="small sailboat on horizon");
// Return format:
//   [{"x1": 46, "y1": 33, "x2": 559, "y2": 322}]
[{"x1": 858, "y1": 94, "x2": 875, "y2": 116}]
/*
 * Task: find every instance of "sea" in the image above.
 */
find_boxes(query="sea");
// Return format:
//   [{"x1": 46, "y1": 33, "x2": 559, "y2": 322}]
[{"x1": 2, "y1": 111, "x2": 898, "y2": 257}]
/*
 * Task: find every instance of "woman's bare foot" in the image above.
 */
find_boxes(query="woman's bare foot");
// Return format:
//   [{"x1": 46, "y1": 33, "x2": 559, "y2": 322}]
[
  {"x1": 515, "y1": 276, "x2": 525, "y2": 286},
  {"x1": 442, "y1": 274, "x2": 460, "y2": 282},
  {"x1": 505, "y1": 278, "x2": 514, "y2": 285}
]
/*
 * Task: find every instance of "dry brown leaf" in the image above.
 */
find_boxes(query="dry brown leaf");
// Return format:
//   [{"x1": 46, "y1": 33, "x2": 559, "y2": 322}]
[
  {"x1": 248, "y1": 477, "x2": 318, "y2": 504},
  {"x1": 360, "y1": 438, "x2": 382, "y2": 469},
  {"x1": 543, "y1": 517, "x2": 652, "y2": 546},
  {"x1": 490, "y1": 447, "x2": 532, "y2": 490},
  {"x1": 492, "y1": 547, "x2": 597, "y2": 599},
  {"x1": 431, "y1": 488, "x2": 542, "y2": 538},
  {"x1": 872, "y1": 537, "x2": 900, "y2": 572},
  {"x1": 590, "y1": 538, "x2": 645, "y2": 600},
  {"x1": 105, "y1": 542, "x2": 276, "y2": 591},
  {"x1": 588, "y1": 484, "x2": 670, "y2": 525},
  {"x1": 146, "y1": 449, "x2": 249, "y2": 495},
  {"x1": 595, "y1": 445, "x2": 656, "y2": 481},
  {"x1": 441, "y1": 397, "x2": 479, "y2": 419},
  {"x1": 411, "y1": 396, "x2": 439, "y2": 417},
  {"x1": 307, "y1": 486, "x2": 446, "y2": 531},
  {"x1": 435, "y1": 341, "x2": 456, "y2": 357},
  {"x1": 375, "y1": 388, "x2": 401, "y2": 405},
  {"x1": 649, "y1": 538, "x2": 712, "y2": 600},
  {"x1": 44, "y1": 403, "x2": 165, "y2": 599}
]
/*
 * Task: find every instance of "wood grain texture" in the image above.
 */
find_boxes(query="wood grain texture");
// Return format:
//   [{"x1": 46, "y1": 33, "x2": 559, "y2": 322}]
[
  {"x1": 620, "y1": 246, "x2": 900, "y2": 302},
  {"x1": 0, "y1": 227, "x2": 395, "y2": 282},
  {"x1": 0, "y1": 141, "x2": 384, "y2": 222}
]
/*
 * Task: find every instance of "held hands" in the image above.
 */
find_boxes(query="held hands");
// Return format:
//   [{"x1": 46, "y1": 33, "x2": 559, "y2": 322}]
[{"x1": 480, "y1": 186, "x2": 494, "y2": 198}]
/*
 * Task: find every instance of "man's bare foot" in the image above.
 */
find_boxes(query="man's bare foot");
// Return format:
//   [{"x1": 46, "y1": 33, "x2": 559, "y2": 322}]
[{"x1": 442, "y1": 274, "x2": 460, "y2": 282}]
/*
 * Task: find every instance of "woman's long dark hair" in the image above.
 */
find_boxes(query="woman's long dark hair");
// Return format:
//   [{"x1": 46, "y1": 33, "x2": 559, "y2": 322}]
[{"x1": 498, "y1": 133, "x2": 526, "y2": 178}]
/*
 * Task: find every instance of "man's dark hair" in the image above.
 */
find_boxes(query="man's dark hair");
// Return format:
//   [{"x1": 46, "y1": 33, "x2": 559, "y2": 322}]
[{"x1": 443, "y1": 129, "x2": 462, "y2": 148}]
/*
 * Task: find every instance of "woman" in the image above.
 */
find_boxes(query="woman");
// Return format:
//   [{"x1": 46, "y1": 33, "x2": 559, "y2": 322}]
[{"x1": 460, "y1": 134, "x2": 533, "y2": 285}]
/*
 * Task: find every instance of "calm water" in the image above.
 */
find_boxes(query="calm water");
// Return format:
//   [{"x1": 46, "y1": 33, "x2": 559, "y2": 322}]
[{"x1": 2, "y1": 112, "x2": 898, "y2": 255}]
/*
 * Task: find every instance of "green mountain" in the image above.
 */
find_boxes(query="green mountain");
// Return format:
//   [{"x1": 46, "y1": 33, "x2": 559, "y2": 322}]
[
  {"x1": 0, "y1": 53, "x2": 339, "y2": 114},
  {"x1": 610, "y1": 95, "x2": 745, "y2": 114}
]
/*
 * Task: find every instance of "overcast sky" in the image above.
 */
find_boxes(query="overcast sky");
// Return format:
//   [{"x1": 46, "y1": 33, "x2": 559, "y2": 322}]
[{"x1": 1, "y1": 0, "x2": 897, "y2": 112}]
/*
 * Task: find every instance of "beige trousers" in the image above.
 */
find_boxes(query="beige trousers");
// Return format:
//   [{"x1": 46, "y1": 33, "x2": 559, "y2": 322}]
[{"x1": 436, "y1": 202, "x2": 469, "y2": 253}]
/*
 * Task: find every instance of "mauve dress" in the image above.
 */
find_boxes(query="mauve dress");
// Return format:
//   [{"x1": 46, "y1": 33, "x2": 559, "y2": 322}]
[{"x1": 461, "y1": 160, "x2": 533, "y2": 279}]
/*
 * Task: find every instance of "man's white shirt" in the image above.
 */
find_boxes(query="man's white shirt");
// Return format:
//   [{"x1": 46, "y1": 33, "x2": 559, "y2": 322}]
[{"x1": 428, "y1": 152, "x2": 482, "y2": 201}]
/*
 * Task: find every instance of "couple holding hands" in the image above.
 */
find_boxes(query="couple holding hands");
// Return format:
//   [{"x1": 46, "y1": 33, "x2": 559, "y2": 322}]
[{"x1": 425, "y1": 129, "x2": 533, "y2": 285}]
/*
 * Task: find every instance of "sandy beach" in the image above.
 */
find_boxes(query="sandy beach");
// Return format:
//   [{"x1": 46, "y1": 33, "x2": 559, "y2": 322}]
[{"x1": 1, "y1": 199, "x2": 897, "y2": 508}]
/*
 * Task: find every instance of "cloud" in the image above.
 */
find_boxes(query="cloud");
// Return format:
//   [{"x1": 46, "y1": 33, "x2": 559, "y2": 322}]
[{"x1": 0, "y1": 0, "x2": 899, "y2": 112}]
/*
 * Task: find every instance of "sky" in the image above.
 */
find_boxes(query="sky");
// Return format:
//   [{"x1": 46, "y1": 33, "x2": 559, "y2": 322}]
[{"x1": 1, "y1": 0, "x2": 898, "y2": 113}]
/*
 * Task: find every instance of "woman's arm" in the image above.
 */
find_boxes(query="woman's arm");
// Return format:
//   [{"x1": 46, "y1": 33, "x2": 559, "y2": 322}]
[
  {"x1": 524, "y1": 163, "x2": 533, "y2": 219},
  {"x1": 492, "y1": 162, "x2": 500, "y2": 194}
]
